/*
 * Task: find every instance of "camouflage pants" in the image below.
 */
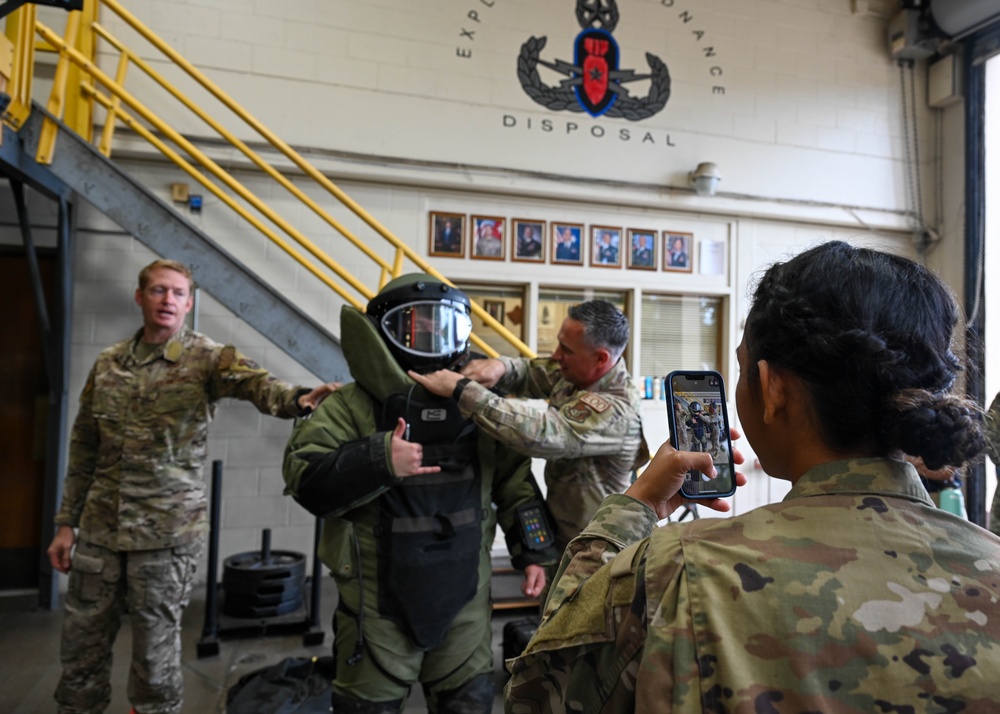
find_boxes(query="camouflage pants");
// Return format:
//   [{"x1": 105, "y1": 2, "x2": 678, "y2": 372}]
[
  {"x1": 689, "y1": 433, "x2": 709, "y2": 452},
  {"x1": 55, "y1": 539, "x2": 202, "y2": 714}
]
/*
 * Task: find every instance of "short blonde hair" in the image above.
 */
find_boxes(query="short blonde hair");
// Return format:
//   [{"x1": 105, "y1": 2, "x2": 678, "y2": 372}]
[{"x1": 138, "y1": 259, "x2": 195, "y2": 291}]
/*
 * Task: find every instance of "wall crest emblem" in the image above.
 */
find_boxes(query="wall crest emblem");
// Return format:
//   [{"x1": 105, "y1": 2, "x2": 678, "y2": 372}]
[{"x1": 517, "y1": 0, "x2": 671, "y2": 120}]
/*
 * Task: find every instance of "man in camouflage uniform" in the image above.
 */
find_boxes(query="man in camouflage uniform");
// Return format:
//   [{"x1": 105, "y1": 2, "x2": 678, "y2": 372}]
[
  {"x1": 411, "y1": 299, "x2": 648, "y2": 554},
  {"x1": 987, "y1": 392, "x2": 1000, "y2": 536},
  {"x1": 672, "y1": 398, "x2": 689, "y2": 450},
  {"x1": 47, "y1": 259, "x2": 337, "y2": 714},
  {"x1": 705, "y1": 401, "x2": 722, "y2": 456}
]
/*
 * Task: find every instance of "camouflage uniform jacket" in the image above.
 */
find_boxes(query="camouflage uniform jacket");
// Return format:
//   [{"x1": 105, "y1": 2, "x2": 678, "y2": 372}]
[
  {"x1": 506, "y1": 458, "x2": 1000, "y2": 713},
  {"x1": 54, "y1": 327, "x2": 308, "y2": 551},
  {"x1": 457, "y1": 357, "x2": 648, "y2": 551}
]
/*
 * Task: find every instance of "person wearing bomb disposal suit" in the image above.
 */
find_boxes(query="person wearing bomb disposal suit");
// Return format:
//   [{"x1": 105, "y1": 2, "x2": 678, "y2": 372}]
[
  {"x1": 684, "y1": 400, "x2": 710, "y2": 453},
  {"x1": 411, "y1": 299, "x2": 648, "y2": 556},
  {"x1": 47, "y1": 259, "x2": 338, "y2": 714},
  {"x1": 282, "y1": 274, "x2": 558, "y2": 713}
]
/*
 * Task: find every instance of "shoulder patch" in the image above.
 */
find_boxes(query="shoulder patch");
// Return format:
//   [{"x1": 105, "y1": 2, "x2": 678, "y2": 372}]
[
  {"x1": 217, "y1": 346, "x2": 235, "y2": 371},
  {"x1": 579, "y1": 392, "x2": 611, "y2": 413},
  {"x1": 235, "y1": 357, "x2": 263, "y2": 371},
  {"x1": 164, "y1": 340, "x2": 184, "y2": 362},
  {"x1": 564, "y1": 403, "x2": 593, "y2": 423}
]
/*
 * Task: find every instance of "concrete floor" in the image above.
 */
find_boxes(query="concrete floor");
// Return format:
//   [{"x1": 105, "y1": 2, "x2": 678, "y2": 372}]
[{"x1": 0, "y1": 578, "x2": 530, "y2": 713}]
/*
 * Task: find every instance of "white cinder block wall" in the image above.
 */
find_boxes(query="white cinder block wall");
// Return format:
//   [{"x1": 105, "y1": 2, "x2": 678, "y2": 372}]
[{"x1": 47, "y1": 0, "x2": 966, "y2": 575}]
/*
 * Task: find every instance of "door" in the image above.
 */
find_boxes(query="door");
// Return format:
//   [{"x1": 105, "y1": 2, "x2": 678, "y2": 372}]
[{"x1": 0, "y1": 249, "x2": 53, "y2": 590}]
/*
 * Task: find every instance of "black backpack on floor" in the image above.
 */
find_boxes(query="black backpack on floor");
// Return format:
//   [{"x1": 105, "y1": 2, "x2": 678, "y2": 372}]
[
  {"x1": 502, "y1": 616, "x2": 539, "y2": 663},
  {"x1": 226, "y1": 656, "x2": 333, "y2": 713}
]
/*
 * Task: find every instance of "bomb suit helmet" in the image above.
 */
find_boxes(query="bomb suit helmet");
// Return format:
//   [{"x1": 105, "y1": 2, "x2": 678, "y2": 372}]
[{"x1": 366, "y1": 274, "x2": 473, "y2": 374}]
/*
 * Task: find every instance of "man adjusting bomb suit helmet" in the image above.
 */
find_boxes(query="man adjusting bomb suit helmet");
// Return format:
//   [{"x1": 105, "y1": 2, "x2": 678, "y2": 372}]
[{"x1": 282, "y1": 274, "x2": 557, "y2": 713}]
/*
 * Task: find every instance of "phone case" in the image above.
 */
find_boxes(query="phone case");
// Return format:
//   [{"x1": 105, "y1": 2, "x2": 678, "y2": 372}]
[{"x1": 665, "y1": 370, "x2": 737, "y2": 499}]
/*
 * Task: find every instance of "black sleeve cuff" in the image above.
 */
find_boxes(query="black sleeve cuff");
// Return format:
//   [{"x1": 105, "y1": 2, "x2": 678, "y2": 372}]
[
  {"x1": 293, "y1": 387, "x2": 312, "y2": 417},
  {"x1": 452, "y1": 377, "x2": 472, "y2": 402}
]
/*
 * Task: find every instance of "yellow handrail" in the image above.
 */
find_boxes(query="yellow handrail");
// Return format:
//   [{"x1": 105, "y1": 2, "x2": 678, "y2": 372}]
[
  {"x1": 81, "y1": 83, "x2": 366, "y2": 309},
  {"x1": 3, "y1": 4, "x2": 36, "y2": 129},
  {"x1": 16, "y1": 0, "x2": 536, "y2": 359},
  {"x1": 88, "y1": 22, "x2": 394, "y2": 277},
  {"x1": 34, "y1": 20, "x2": 377, "y2": 304},
  {"x1": 37, "y1": 10, "x2": 79, "y2": 163}
]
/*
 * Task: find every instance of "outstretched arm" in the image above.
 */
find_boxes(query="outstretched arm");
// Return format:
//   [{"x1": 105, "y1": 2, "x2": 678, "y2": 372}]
[
  {"x1": 625, "y1": 428, "x2": 746, "y2": 519},
  {"x1": 457, "y1": 379, "x2": 639, "y2": 460},
  {"x1": 408, "y1": 369, "x2": 463, "y2": 398},
  {"x1": 460, "y1": 358, "x2": 507, "y2": 389},
  {"x1": 297, "y1": 382, "x2": 342, "y2": 411},
  {"x1": 505, "y1": 432, "x2": 747, "y2": 711}
]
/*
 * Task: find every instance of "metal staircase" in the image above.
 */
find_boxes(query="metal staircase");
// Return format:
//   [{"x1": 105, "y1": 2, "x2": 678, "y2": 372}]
[{"x1": 12, "y1": 105, "x2": 349, "y2": 381}]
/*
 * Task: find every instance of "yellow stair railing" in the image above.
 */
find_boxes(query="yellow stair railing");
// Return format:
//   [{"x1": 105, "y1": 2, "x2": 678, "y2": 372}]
[{"x1": 4, "y1": 0, "x2": 533, "y2": 359}]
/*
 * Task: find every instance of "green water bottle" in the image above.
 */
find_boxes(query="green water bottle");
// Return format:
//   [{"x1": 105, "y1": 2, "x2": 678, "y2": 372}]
[{"x1": 938, "y1": 486, "x2": 966, "y2": 519}]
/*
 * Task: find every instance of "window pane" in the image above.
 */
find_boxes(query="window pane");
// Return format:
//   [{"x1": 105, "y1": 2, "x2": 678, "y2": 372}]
[
  {"x1": 537, "y1": 287, "x2": 627, "y2": 357},
  {"x1": 457, "y1": 283, "x2": 526, "y2": 358},
  {"x1": 640, "y1": 294, "x2": 722, "y2": 377}
]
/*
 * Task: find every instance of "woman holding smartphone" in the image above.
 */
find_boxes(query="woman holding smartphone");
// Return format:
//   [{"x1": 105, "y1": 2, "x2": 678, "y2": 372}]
[{"x1": 505, "y1": 241, "x2": 1000, "y2": 712}]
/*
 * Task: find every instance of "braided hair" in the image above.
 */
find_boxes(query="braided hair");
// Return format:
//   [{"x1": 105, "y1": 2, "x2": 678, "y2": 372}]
[{"x1": 743, "y1": 241, "x2": 984, "y2": 470}]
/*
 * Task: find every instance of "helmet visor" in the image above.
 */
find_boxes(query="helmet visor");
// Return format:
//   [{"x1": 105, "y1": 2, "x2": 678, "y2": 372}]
[{"x1": 380, "y1": 300, "x2": 473, "y2": 360}]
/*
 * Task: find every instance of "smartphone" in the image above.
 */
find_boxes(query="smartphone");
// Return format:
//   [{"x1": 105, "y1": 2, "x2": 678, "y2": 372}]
[{"x1": 665, "y1": 370, "x2": 736, "y2": 499}]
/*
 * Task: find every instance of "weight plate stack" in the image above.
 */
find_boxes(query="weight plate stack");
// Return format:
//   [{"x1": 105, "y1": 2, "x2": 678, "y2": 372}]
[{"x1": 222, "y1": 549, "x2": 306, "y2": 618}]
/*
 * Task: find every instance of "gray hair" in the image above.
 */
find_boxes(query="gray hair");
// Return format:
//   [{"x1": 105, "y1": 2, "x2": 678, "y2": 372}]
[{"x1": 567, "y1": 300, "x2": 629, "y2": 360}]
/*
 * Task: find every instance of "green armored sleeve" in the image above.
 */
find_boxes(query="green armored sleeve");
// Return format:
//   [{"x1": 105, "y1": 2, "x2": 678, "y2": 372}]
[
  {"x1": 283, "y1": 384, "x2": 397, "y2": 518},
  {"x1": 489, "y1": 438, "x2": 559, "y2": 570}
]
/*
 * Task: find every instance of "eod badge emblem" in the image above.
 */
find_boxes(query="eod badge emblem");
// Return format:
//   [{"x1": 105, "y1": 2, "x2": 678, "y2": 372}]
[{"x1": 517, "y1": 0, "x2": 670, "y2": 120}]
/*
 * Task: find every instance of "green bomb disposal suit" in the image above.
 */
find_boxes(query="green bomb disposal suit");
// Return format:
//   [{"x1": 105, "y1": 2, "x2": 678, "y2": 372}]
[{"x1": 283, "y1": 304, "x2": 557, "y2": 710}]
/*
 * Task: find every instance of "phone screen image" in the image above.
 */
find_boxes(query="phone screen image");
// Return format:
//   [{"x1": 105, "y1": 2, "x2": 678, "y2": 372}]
[{"x1": 665, "y1": 370, "x2": 736, "y2": 498}]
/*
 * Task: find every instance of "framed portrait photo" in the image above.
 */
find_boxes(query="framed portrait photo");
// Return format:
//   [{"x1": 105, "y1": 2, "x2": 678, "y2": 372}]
[
  {"x1": 429, "y1": 212, "x2": 466, "y2": 258},
  {"x1": 590, "y1": 225, "x2": 623, "y2": 268},
  {"x1": 483, "y1": 299, "x2": 506, "y2": 325},
  {"x1": 550, "y1": 222, "x2": 584, "y2": 265},
  {"x1": 512, "y1": 219, "x2": 546, "y2": 262},
  {"x1": 470, "y1": 215, "x2": 506, "y2": 260},
  {"x1": 626, "y1": 229, "x2": 658, "y2": 270},
  {"x1": 663, "y1": 231, "x2": 694, "y2": 273}
]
